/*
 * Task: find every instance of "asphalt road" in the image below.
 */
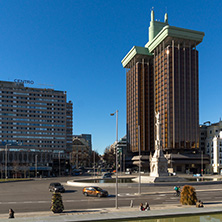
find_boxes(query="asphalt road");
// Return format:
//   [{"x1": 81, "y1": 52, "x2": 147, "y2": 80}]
[{"x1": 0, "y1": 176, "x2": 222, "y2": 214}]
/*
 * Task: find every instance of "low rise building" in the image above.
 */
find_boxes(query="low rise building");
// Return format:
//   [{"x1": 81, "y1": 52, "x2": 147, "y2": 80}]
[
  {"x1": 71, "y1": 136, "x2": 91, "y2": 168},
  {"x1": 204, "y1": 120, "x2": 222, "y2": 174}
]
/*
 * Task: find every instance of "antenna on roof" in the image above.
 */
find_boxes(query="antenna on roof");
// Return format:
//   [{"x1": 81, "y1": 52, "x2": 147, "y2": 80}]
[{"x1": 38, "y1": 83, "x2": 54, "y2": 89}]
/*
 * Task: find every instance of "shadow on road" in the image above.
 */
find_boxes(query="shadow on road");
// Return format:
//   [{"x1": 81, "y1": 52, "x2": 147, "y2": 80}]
[
  {"x1": 108, "y1": 195, "x2": 115, "y2": 198},
  {"x1": 204, "y1": 202, "x2": 222, "y2": 205},
  {"x1": 64, "y1": 190, "x2": 77, "y2": 193},
  {"x1": 63, "y1": 209, "x2": 101, "y2": 213}
]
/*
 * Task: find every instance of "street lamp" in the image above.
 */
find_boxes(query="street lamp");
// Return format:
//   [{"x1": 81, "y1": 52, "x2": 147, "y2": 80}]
[
  {"x1": 138, "y1": 125, "x2": 141, "y2": 195},
  {"x1": 201, "y1": 151, "x2": 203, "y2": 175},
  {"x1": 5, "y1": 142, "x2": 21, "y2": 179},
  {"x1": 93, "y1": 150, "x2": 96, "y2": 178},
  {"x1": 5, "y1": 144, "x2": 11, "y2": 179},
  {"x1": 35, "y1": 154, "x2": 38, "y2": 178},
  {"x1": 110, "y1": 109, "x2": 118, "y2": 209},
  {"x1": 59, "y1": 152, "x2": 61, "y2": 177}
]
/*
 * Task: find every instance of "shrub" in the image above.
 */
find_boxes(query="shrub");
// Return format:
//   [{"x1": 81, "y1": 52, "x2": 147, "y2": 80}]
[
  {"x1": 180, "y1": 185, "x2": 197, "y2": 205},
  {"x1": 50, "y1": 192, "x2": 64, "y2": 213}
]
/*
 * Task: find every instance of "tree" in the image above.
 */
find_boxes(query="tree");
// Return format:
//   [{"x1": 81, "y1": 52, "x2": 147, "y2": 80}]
[
  {"x1": 50, "y1": 192, "x2": 64, "y2": 213},
  {"x1": 90, "y1": 150, "x2": 100, "y2": 166},
  {"x1": 180, "y1": 185, "x2": 197, "y2": 205},
  {"x1": 103, "y1": 146, "x2": 115, "y2": 168}
]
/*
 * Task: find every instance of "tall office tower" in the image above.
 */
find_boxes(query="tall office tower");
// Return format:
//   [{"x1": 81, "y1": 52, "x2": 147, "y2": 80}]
[
  {"x1": 122, "y1": 47, "x2": 154, "y2": 153},
  {"x1": 0, "y1": 80, "x2": 73, "y2": 152},
  {"x1": 122, "y1": 11, "x2": 204, "y2": 154}
]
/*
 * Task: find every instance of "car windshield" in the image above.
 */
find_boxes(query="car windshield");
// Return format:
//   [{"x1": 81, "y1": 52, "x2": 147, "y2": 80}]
[
  {"x1": 94, "y1": 187, "x2": 103, "y2": 191},
  {"x1": 53, "y1": 183, "x2": 61, "y2": 187}
]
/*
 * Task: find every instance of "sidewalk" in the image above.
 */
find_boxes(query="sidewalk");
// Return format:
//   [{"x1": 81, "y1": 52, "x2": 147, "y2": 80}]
[{"x1": 0, "y1": 202, "x2": 222, "y2": 222}]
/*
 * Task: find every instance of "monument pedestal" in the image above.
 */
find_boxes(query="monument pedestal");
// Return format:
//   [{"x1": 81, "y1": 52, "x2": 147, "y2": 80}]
[
  {"x1": 132, "y1": 175, "x2": 186, "y2": 183},
  {"x1": 133, "y1": 111, "x2": 186, "y2": 183},
  {"x1": 150, "y1": 149, "x2": 168, "y2": 177}
]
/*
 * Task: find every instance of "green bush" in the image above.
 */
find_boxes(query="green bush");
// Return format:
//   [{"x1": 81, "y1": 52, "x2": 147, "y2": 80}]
[
  {"x1": 180, "y1": 185, "x2": 197, "y2": 205},
  {"x1": 50, "y1": 192, "x2": 64, "y2": 213}
]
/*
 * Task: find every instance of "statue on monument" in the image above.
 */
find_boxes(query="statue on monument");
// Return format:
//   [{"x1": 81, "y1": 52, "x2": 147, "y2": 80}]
[
  {"x1": 155, "y1": 111, "x2": 161, "y2": 150},
  {"x1": 149, "y1": 110, "x2": 168, "y2": 177}
]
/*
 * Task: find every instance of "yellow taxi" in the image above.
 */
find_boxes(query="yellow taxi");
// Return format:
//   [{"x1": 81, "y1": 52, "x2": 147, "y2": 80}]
[{"x1": 82, "y1": 186, "x2": 108, "y2": 198}]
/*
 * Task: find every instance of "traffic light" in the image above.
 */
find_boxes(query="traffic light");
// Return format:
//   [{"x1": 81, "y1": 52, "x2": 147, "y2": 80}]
[{"x1": 117, "y1": 148, "x2": 122, "y2": 155}]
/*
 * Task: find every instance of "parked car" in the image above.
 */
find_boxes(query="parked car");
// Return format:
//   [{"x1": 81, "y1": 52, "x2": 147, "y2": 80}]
[
  {"x1": 72, "y1": 169, "x2": 83, "y2": 176},
  {"x1": 82, "y1": 186, "x2": 108, "y2": 197},
  {"x1": 49, "y1": 182, "x2": 65, "y2": 193},
  {"x1": 193, "y1": 174, "x2": 202, "y2": 177},
  {"x1": 102, "y1": 173, "x2": 112, "y2": 179},
  {"x1": 169, "y1": 172, "x2": 176, "y2": 176},
  {"x1": 125, "y1": 168, "x2": 132, "y2": 175}
]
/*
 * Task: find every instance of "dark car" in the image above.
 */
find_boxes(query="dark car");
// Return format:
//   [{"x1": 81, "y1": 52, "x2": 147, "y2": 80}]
[
  {"x1": 82, "y1": 186, "x2": 108, "y2": 197},
  {"x1": 49, "y1": 182, "x2": 65, "y2": 193},
  {"x1": 102, "y1": 173, "x2": 112, "y2": 179}
]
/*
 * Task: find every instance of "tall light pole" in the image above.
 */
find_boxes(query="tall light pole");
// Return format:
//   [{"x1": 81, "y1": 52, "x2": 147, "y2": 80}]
[
  {"x1": 5, "y1": 144, "x2": 11, "y2": 179},
  {"x1": 110, "y1": 110, "x2": 118, "y2": 209},
  {"x1": 93, "y1": 150, "x2": 96, "y2": 178},
  {"x1": 35, "y1": 154, "x2": 38, "y2": 178},
  {"x1": 59, "y1": 152, "x2": 61, "y2": 177},
  {"x1": 138, "y1": 125, "x2": 141, "y2": 195},
  {"x1": 201, "y1": 150, "x2": 203, "y2": 175},
  {"x1": 69, "y1": 152, "x2": 72, "y2": 176}
]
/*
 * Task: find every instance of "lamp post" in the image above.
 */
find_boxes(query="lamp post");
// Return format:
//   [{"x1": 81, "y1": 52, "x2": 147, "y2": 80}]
[
  {"x1": 93, "y1": 150, "x2": 96, "y2": 178},
  {"x1": 201, "y1": 151, "x2": 203, "y2": 175},
  {"x1": 35, "y1": 154, "x2": 38, "y2": 178},
  {"x1": 59, "y1": 152, "x2": 61, "y2": 177},
  {"x1": 138, "y1": 125, "x2": 141, "y2": 195},
  {"x1": 110, "y1": 110, "x2": 118, "y2": 209},
  {"x1": 5, "y1": 144, "x2": 11, "y2": 179},
  {"x1": 5, "y1": 142, "x2": 21, "y2": 179}
]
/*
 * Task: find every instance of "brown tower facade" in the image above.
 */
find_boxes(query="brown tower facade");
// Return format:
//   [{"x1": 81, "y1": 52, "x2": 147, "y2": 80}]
[
  {"x1": 125, "y1": 49, "x2": 154, "y2": 153},
  {"x1": 154, "y1": 43, "x2": 199, "y2": 151},
  {"x1": 122, "y1": 11, "x2": 204, "y2": 154}
]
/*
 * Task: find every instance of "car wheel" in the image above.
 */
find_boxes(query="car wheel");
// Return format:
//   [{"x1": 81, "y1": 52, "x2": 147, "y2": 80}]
[
  {"x1": 84, "y1": 192, "x2": 88, "y2": 196},
  {"x1": 97, "y1": 193, "x2": 101, "y2": 198}
]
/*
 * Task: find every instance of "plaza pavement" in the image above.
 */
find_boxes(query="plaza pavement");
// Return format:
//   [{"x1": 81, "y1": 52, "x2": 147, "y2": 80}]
[{"x1": 0, "y1": 198, "x2": 222, "y2": 221}]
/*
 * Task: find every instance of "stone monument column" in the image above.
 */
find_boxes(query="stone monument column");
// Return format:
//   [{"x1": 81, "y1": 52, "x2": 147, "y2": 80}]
[{"x1": 150, "y1": 111, "x2": 168, "y2": 177}]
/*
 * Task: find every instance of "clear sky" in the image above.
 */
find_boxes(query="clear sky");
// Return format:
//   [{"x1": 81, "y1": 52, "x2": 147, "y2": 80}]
[{"x1": 0, "y1": 0, "x2": 222, "y2": 154}]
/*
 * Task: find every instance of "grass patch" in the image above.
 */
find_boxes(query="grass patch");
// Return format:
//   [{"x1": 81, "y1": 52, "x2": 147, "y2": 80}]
[{"x1": 0, "y1": 178, "x2": 33, "y2": 183}]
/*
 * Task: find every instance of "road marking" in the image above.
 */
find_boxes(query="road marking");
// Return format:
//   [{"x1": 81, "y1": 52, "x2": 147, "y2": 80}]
[{"x1": 119, "y1": 193, "x2": 134, "y2": 196}]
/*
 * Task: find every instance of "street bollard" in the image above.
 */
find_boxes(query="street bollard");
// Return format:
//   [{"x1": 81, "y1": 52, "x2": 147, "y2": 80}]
[{"x1": 130, "y1": 200, "x2": 133, "y2": 208}]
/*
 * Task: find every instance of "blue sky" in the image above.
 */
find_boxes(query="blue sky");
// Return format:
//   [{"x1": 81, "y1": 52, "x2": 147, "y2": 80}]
[{"x1": 0, "y1": 0, "x2": 222, "y2": 154}]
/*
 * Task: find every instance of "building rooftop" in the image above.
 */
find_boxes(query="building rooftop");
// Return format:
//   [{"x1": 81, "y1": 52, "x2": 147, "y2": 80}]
[
  {"x1": 0, "y1": 80, "x2": 65, "y2": 94},
  {"x1": 121, "y1": 10, "x2": 204, "y2": 68},
  {"x1": 121, "y1": 46, "x2": 153, "y2": 68}
]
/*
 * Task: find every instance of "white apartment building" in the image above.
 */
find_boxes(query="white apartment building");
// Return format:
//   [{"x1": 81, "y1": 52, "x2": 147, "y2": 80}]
[{"x1": 204, "y1": 121, "x2": 222, "y2": 174}]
